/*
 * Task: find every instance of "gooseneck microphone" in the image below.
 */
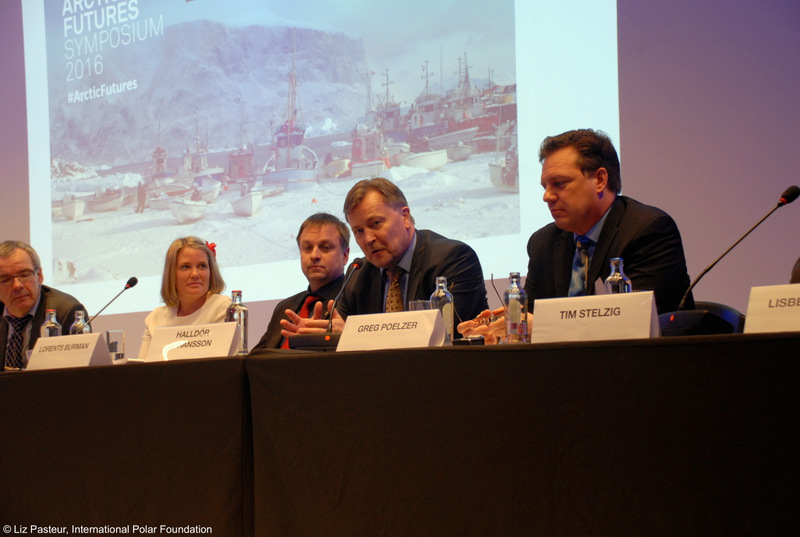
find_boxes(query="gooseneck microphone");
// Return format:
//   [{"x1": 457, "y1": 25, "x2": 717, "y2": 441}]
[
  {"x1": 326, "y1": 259, "x2": 363, "y2": 332},
  {"x1": 88, "y1": 276, "x2": 138, "y2": 324},
  {"x1": 677, "y1": 185, "x2": 800, "y2": 310}
]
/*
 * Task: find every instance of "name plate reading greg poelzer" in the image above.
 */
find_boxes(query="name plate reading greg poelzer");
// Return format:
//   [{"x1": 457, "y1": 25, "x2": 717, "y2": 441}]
[{"x1": 337, "y1": 310, "x2": 444, "y2": 352}]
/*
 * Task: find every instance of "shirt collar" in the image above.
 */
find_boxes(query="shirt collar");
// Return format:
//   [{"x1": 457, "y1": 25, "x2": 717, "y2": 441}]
[{"x1": 574, "y1": 206, "x2": 611, "y2": 244}]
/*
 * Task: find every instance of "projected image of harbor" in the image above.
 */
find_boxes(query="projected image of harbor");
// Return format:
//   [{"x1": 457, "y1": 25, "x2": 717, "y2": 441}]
[{"x1": 44, "y1": 0, "x2": 518, "y2": 289}]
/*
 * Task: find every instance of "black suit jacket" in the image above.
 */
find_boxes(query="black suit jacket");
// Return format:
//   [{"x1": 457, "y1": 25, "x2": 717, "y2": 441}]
[
  {"x1": 250, "y1": 275, "x2": 345, "y2": 351},
  {"x1": 525, "y1": 196, "x2": 693, "y2": 314},
  {"x1": 1, "y1": 285, "x2": 88, "y2": 371},
  {"x1": 337, "y1": 229, "x2": 489, "y2": 328}
]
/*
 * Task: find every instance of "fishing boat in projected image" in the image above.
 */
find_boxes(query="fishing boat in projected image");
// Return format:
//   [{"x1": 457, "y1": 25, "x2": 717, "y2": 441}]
[
  {"x1": 59, "y1": 195, "x2": 86, "y2": 220},
  {"x1": 262, "y1": 29, "x2": 319, "y2": 189},
  {"x1": 446, "y1": 142, "x2": 472, "y2": 162},
  {"x1": 170, "y1": 198, "x2": 207, "y2": 224},
  {"x1": 402, "y1": 149, "x2": 448, "y2": 171},
  {"x1": 86, "y1": 189, "x2": 124, "y2": 212},
  {"x1": 489, "y1": 143, "x2": 519, "y2": 193},
  {"x1": 348, "y1": 127, "x2": 390, "y2": 179},
  {"x1": 232, "y1": 190, "x2": 263, "y2": 217}
]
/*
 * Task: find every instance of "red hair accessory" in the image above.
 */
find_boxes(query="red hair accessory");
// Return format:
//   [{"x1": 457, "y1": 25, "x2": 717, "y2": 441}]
[{"x1": 205, "y1": 241, "x2": 217, "y2": 258}]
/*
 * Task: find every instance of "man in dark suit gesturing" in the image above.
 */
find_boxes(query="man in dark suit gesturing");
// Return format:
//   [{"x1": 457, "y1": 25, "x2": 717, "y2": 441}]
[
  {"x1": 282, "y1": 177, "x2": 488, "y2": 337},
  {"x1": 250, "y1": 213, "x2": 350, "y2": 351},
  {"x1": 1, "y1": 240, "x2": 87, "y2": 371}
]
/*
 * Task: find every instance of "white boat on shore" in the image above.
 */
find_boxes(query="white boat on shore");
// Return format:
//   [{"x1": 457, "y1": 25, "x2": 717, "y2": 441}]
[
  {"x1": 488, "y1": 159, "x2": 519, "y2": 193},
  {"x1": 87, "y1": 191, "x2": 123, "y2": 212},
  {"x1": 61, "y1": 196, "x2": 86, "y2": 220},
  {"x1": 232, "y1": 190, "x2": 263, "y2": 217},
  {"x1": 170, "y1": 198, "x2": 207, "y2": 224},
  {"x1": 402, "y1": 149, "x2": 448, "y2": 171},
  {"x1": 427, "y1": 126, "x2": 479, "y2": 151},
  {"x1": 446, "y1": 143, "x2": 472, "y2": 162}
]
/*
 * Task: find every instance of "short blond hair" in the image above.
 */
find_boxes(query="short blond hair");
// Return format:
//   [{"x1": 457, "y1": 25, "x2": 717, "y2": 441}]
[{"x1": 160, "y1": 237, "x2": 225, "y2": 309}]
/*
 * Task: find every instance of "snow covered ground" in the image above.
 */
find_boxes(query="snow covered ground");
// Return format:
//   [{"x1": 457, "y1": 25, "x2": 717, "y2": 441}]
[{"x1": 50, "y1": 151, "x2": 521, "y2": 310}]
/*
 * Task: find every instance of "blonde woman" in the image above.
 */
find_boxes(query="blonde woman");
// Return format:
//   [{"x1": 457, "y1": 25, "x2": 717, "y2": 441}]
[{"x1": 138, "y1": 237, "x2": 230, "y2": 359}]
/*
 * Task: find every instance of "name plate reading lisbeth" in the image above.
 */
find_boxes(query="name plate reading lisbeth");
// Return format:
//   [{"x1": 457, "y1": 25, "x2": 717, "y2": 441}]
[
  {"x1": 744, "y1": 283, "x2": 800, "y2": 334},
  {"x1": 531, "y1": 291, "x2": 659, "y2": 344},
  {"x1": 27, "y1": 332, "x2": 113, "y2": 370},
  {"x1": 145, "y1": 322, "x2": 241, "y2": 362},
  {"x1": 337, "y1": 310, "x2": 444, "y2": 352}
]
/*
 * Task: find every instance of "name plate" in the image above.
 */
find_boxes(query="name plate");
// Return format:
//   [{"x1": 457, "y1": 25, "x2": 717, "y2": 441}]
[
  {"x1": 744, "y1": 283, "x2": 800, "y2": 333},
  {"x1": 144, "y1": 322, "x2": 241, "y2": 362},
  {"x1": 531, "y1": 291, "x2": 659, "y2": 343},
  {"x1": 27, "y1": 333, "x2": 112, "y2": 370},
  {"x1": 337, "y1": 310, "x2": 444, "y2": 352}
]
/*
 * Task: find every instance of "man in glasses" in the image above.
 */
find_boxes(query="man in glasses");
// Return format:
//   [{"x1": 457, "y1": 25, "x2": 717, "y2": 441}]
[{"x1": 0, "y1": 240, "x2": 87, "y2": 371}]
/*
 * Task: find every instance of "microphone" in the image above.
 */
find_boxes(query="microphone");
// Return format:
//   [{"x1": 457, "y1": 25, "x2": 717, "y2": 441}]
[
  {"x1": 677, "y1": 185, "x2": 800, "y2": 310},
  {"x1": 326, "y1": 258, "x2": 363, "y2": 332},
  {"x1": 87, "y1": 277, "x2": 138, "y2": 324}
]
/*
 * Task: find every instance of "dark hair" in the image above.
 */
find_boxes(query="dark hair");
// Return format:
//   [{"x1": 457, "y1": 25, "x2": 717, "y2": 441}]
[
  {"x1": 343, "y1": 177, "x2": 414, "y2": 224},
  {"x1": 297, "y1": 213, "x2": 350, "y2": 251},
  {"x1": 539, "y1": 129, "x2": 622, "y2": 194}
]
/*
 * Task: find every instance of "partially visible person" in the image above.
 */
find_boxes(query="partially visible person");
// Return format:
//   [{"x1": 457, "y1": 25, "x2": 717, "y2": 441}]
[
  {"x1": 460, "y1": 128, "x2": 692, "y2": 343},
  {"x1": 138, "y1": 237, "x2": 229, "y2": 359},
  {"x1": 791, "y1": 256, "x2": 800, "y2": 284},
  {"x1": 282, "y1": 177, "x2": 489, "y2": 337},
  {"x1": 250, "y1": 213, "x2": 350, "y2": 351},
  {"x1": 0, "y1": 240, "x2": 88, "y2": 371}
]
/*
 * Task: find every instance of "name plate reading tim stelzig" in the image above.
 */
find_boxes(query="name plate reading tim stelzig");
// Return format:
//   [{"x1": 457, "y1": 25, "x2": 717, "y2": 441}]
[
  {"x1": 531, "y1": 291, "x2": 659, "y2": 343},
  {"x1": 337, "y1": 310, "x2": 444, "y2": 352},
  {"x1": 145, "y1": 322, "x2": 241, "y2": 362},
  {"x1": 744, "y1": 283, "x2": 800, "y2": 333},
  {"x1": 27, "y1": 332, "x2": 112, "y2": 370}
]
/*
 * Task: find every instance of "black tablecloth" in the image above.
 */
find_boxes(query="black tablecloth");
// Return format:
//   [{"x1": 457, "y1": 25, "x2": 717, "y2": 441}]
[{"x1": 2, "y1": 333, "x2": 798, "y2": 536}]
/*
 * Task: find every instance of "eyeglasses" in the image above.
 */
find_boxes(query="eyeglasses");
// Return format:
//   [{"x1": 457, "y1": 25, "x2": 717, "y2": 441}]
[{"x1": 0, "y1": 268, "x2": 39, "y2": 287}]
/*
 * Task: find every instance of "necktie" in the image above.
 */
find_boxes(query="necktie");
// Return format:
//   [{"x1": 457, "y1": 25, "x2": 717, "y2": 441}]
[
  {"x1": 568, "y1": 236, "x2": 594, "y2": 297},
  {"x1": 5, "y1": 314, "x2": 32, "y2": 370},
  {"x1": 281, "y1": 294, "x2": 319, "y2": 349},
  {"x1": 385, "y1": 267, "x2": 405, "y2": 312}
]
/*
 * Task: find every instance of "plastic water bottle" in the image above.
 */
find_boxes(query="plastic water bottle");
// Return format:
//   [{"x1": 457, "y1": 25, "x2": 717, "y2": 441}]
[
  {"x1": 604, "y1": 258, "x2": 632, "y2": 294},
  {"x1": 41, "y1": 309, "x2": 62, "y2": 338},
  {"x1": 504, "y1": 272, "x2": 528, "y2": 343},
  {"x1": 69, "y1": 310, "x2": 91, "y2": 334},
  {"x1": 429, "y1": 276, "x2": 454, "y2": 345},
  {"x1": 226, "y1": 290, "x2": 248, "y2": 355}
]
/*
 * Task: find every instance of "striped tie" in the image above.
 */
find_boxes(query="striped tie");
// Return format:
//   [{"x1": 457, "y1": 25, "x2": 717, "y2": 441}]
[{"x1": 5, "y1": 314, "x2": 32, "y2": 370}]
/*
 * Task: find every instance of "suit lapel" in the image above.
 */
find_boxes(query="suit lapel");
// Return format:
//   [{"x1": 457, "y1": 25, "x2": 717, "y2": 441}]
[
  {"x1": 554, "y1": 230, "x2": 575, "y2": 296},
  {"x1": 588, "y1": 197, "x2": 624, "y2": 289}
]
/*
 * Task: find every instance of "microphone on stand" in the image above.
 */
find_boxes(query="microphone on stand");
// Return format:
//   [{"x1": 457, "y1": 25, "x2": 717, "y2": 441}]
[
  {"x1": 325, "y1": 258, "x2": 363, "y2": 332},
  {"x1": 88, "y1": 277, "x2": 138, "y2": 325},
  {"x1": 661, "y1": 186, "x2": 799, "y2": 337},
  {"x1": 677, "y1": 185, "x2": 800, "y2": 310}
]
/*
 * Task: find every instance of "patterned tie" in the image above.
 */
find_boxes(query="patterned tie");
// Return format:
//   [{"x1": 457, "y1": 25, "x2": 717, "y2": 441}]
[
  {"x1": 5, "y1": 314, "x2": 32, "y2": 370},
  {"x1": 281, "y1": 294, "x2": 319, "y2": 349},
  {"x1": 568, "y1": 236, "x2": 594, "y2": 297},
  {"x1": 385, "y1": 267, "x2": 405, "y2": 312}
]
